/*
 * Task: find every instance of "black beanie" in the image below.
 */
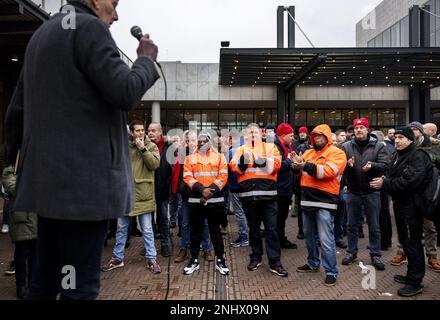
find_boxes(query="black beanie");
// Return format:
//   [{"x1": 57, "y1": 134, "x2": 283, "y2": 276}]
[{"x1": 394, "y1": 126, "x2": 415, "y2": 141}]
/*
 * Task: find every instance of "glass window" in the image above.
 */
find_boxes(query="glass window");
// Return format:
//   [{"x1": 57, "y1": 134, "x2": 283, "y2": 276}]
[
  {"x1": 294, "y1": 110, "x2": 306, "y2": 127},
  {"x1": 401, "y1": 16, "x2": 409, "y2": 47},
  {"x1": 271, "y1": 109, "x2": 278, "y2": 125},
  {"x1": 359, "y1": 109, "x2": 377, "y2": 128},
  {"x1": 237, "y1": 110, "x2": 254, "y2": 130},
  {"x1": 377, "y1": 109, "x2": 395, "y2": 127},
  {"x1": 219, "y1": 110, "x2": 237, "y2": 129},
  {"x1": 375, "y1": 33, "x2": 383, "y2": 47},
  {"x1": 201, "y1": 110, "x2": 218, "y2": 130},
  {"x1": 391, "y1": 23, "x2": 400, "y2": 47},
  {"x1": 255, "y1": 108, "x2": 270, "y2": 128},
  {"x1": 127, "y1": 110, "x2": 145, "y2": 126},
  {"x1": 307, "y1": 109, "x2": 324, "y2": 126},
  {"x1": 367, "y1": 39, "x2": 375, "y2": 48},
  {"x1": 395, "y1": 109, "x2": 406, "y2": 126},
  {"x1": 166, "y1": 109, "x2": 184, "y2": 130},
  {"x1": 432, "y1": 108, "x2": 440, "y2": 128},
  {"x1": 342, "y1": 109, "x2": 359, "y2": 127},
  {"x1": 183, "y1": 110, "x2": 202, "y2": 131},
  {"x1": 325, "y1": 109, "x2": 343, "y2": 127},
  {"x1": 383, "y1": 28, "x2": 391, "y2": 47}
]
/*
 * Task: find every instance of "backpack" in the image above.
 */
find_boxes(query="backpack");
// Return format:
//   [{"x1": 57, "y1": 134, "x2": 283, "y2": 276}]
[{"x1": 414, "y1": 150, "x2": 440, "y2": 223}]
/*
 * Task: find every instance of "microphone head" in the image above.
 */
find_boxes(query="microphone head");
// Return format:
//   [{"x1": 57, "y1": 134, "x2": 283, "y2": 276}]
[{"x1": 130, "y1": 25, "x2": 143, "y2": 41}]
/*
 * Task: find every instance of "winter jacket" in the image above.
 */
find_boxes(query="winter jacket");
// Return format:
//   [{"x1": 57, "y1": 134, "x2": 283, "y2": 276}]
[
  {"x1": 5, "y1": 1, "x2": 159, "y2": 221},
  {"x1": 230, "y1": 141, "x2": 281, "y2": 202},
  {"x1": 299, "y1": 124, "x2": 347, "y2": 212},
  {"x1": 183, "y1": 147, "x2": 228, "y2": 207},
  {"x1": 129, "y1": 136, "x2": 160, "y2": 216},
  {"x1": 274, "y1": 136, "x2": 294, "y2": 197},
  {"x1": 342, "y1": 135, "x2": 390, "y2": 195},
  {"x1": 154, "y1": 141, "x2": 173, "y2": 201}
]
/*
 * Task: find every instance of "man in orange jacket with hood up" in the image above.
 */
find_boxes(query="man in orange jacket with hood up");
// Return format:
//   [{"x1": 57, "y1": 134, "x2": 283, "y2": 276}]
[{"x1": 291, "y1": 124, "x2": 347, "y2": 287}]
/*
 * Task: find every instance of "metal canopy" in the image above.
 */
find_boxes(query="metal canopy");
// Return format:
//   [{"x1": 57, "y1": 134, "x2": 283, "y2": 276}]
[
  {"x1": 219, "y1": 47, "x2": 440, "y2": 90},
  {"x1": 0, "y1": 0, "x2": 48, "y2": 61}
]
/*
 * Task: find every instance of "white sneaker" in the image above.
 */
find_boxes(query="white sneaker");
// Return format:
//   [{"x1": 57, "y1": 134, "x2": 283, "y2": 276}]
[
  {"x1": 215, "y1": 258, "x2": 230, "y2": 275},
  {"x1": 1, "y1": 224, "x2": 9, "y2": 233},
  {"x1": 183, "y1": 259, "x2": 200, "y2": 275}
]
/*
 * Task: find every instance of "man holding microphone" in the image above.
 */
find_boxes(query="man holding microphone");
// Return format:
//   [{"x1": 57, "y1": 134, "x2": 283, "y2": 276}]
[{"x1": 5, "y1": 0, "x2": 160, "y2": 299}]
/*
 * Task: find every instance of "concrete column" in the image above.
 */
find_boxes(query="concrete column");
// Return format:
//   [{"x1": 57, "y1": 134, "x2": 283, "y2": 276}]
[{"x1": 152, "y1": 101, "x2": 160, "y2": 123}]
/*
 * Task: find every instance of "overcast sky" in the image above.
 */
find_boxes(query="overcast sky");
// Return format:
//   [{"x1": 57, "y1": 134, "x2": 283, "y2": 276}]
[{"x1": 110, "y1": 0, "x2": 383, "y2": 63}]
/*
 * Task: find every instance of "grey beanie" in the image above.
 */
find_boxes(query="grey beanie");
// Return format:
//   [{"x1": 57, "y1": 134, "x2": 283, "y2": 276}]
[{"x1": 409, "y1": 121, "x2": 424, "y2": 134}]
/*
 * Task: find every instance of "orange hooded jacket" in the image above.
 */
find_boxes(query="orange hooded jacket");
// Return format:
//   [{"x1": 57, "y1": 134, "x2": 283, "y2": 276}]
[{"x1": 299, "y1": 124, "x2": 347, "y2": 211}]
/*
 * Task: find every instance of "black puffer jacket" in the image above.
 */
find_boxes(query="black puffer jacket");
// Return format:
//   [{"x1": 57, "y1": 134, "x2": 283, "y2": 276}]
[
  {"x1": 383, "y1": 143, "x2": 433, "y2": 201},
  {"x1": 342, "y1": 135, "x2": 390, "y2": 194}
]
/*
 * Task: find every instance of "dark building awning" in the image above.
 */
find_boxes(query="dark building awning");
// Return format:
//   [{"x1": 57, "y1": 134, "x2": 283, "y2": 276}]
[
  {"x1": 219, "y1": 47, "x2": 440, "y2": 90},
  {"x1": 0, "y1": 0, "x2": 49, "y2": 62}
]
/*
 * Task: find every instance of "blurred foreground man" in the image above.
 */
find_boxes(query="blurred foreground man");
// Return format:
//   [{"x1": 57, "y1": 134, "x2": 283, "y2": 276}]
[{"x1": 5, "y1": 0, "x2": 160, "y2": 299}]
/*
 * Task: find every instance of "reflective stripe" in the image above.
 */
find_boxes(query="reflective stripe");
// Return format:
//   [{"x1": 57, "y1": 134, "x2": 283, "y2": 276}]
[
  {"x1": 194, "y1": 171, "x2": 220, "y2": 177},
  {"x1": 187, "y1": 179, "x2": 198, "y2": 187},
  {"x1": 317, "y1": 165, "x2": 325, "y2": 179},
  {"x1": 218, "y1": 169, "x2": 228, "y2": 174},
  {"x1": 239, "y1": 190, "x2": 277, "y2": 198},
  {"x1": 183, "y1": 172, "x2": 193, "y2": 177},
  {"x1": 188, "y1": 197, "x2": 225, "y2": 204},
  {"x1": 214, "y1": 179, "x2": 224, "y2": 188},
  {"x1": 246, "y1": 168, "x2": 265, "y2": 173},
  {"x1": 301, "y1": 200, "x2": 337, "y2": 210},
  {"x1": 235, "y1": 167, "x2": 244, "y2": 174},
  {"x1": 326, "y1": 162, "x2": 339, "y2": 176},
  {"x1": 266, "y1": 157, "x2": 274, "y2": 174}
]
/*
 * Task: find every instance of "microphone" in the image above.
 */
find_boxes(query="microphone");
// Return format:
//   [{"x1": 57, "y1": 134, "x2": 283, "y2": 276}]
[{"x1": 130, "y1": 25, "x2": 143, "y2": 41}]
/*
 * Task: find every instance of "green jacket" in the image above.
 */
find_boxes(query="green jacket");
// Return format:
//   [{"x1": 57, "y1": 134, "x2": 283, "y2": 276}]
[
  {"x1": 2, "y1": 165, "x2": 37, "y2": 242},
  {"x1": 129, "y1": 136, "x2": 160, "y2": 216}
]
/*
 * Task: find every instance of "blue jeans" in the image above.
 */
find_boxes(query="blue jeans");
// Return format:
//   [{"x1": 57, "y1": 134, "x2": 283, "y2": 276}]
[
  {"x1": 346, "y1": 192, "x2": 381, "y2": 257},
  {"x1": 113, "y1": 213, "x2": 156, "y2": 261},
  {"x1": 303, "y1": 208, "x2": 339, "y2": 276},
  {"x1": 179, "y1": 200, "x2": 211, "y2": 251},
  {"x1": 230, "y1": 191, "x2": 248, "y2": 242},
  {"x1": 157, "y1": 199, "x2": 170, "y2": 248}
]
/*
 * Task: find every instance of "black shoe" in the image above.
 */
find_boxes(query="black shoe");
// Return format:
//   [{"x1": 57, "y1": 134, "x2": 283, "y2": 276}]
[
  {"x1": 358, "y1": 230, "x2": 365, "y2": 239},
  {"x1": 125, "y1": 241, "x2": 131, "y2": 249},
  {"x1": 336, "y1": 240, "x2": 347, "y2": 249},
  {"x1": 269, "y1": 265, "x2": 288, "y2": 277},
  {"x1": 397, "y1": 284, "x2": 423, "y2": 297},
  {"x1": 296, "y1": 264, "x2": 319, "y2": 273},
  {"x1": 394, "y1": 275, "x2": 407, "y2": 284},
  {"x1": 247, "y1": 259, "x2": 262, "y2": 271},
  {"x1": 281, "y1": 240, "x2": 298, "y2": 249},
  {"x1": 324, "y1": 275, "x2": 337, "y2": 287},
  {"x1": 161, "y1": 246, "x2": 171, "y2": 257},
  {"x1": 371, "y1": 256, "x2": 385, "y2": 271},
  {"x1": 297, "y1": 231, "x2": 304, "y2": 240},
  {"x1": 342, "y1": 253, "x2": 357, "y2": 265},
  {"x1": 16, "y1": 286, "x2": 28, "y2": 300},
  {"x1": 170, "y1": 222, "x2": 177, "y2": 229}
]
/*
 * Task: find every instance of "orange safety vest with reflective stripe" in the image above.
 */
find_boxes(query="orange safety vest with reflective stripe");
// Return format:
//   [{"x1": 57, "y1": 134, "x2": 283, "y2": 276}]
[
  {"x1": 300, "y1": 124, "x2": 347, "y2": 211},
  {"x1": 183, "y1": 147, "x2": 228, "y2": 207},
  {"x1": 229, "y1": 142, "x2": 281, "y2": 202}
]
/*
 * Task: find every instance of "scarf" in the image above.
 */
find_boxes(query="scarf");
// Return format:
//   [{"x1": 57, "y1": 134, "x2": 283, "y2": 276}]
[{"x1": 155, "y1": 136, "x2": 165, "y2": 154}]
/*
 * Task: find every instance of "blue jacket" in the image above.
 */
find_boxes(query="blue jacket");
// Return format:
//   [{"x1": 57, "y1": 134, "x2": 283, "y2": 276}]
[
  {"x1": 274, "y1": 136, "x2": 295, "y2": 197},
  {"x1": 228, "y1": 138, "x2": 245, "y2": 193}
]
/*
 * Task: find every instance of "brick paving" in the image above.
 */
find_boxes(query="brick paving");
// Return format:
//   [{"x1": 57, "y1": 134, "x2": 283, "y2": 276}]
[{"x1": 1, "y1": 207, "x2": 440, "y2": 300}]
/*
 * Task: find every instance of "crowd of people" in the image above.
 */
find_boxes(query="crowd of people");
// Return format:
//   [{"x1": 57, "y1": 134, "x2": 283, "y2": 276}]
[{"x1": 2, "y1": 0, "x2": 440, "y2": 301}]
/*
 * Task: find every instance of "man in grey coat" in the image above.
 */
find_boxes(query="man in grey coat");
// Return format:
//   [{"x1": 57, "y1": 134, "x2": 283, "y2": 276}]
[{"x1": 5, "y1": 0, "x2": 159, "y2": 299}]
